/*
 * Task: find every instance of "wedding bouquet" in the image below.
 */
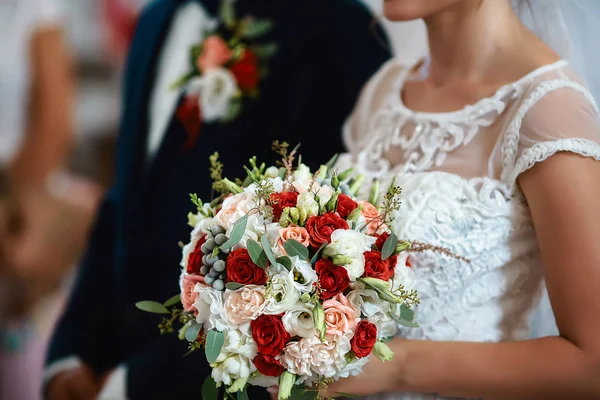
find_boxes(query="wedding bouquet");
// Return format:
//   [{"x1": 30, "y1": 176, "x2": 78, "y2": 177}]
[{"x1": 136, "y1": 142, "x2": 420, "y2": 400}]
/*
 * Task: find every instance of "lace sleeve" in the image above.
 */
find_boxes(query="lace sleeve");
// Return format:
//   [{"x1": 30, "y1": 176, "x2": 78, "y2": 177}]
[
  {"x1": 503, "y1": 80, "x2": 600, "y2": 183},
  {"x1": 342, "y1": 59, "x2": 404, "y2": 155}
]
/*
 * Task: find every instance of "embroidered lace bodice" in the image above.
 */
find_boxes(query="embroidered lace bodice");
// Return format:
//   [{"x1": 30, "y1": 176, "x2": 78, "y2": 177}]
[{"x1": 339, "y1": 58, "x2": 600, "y2": 400}]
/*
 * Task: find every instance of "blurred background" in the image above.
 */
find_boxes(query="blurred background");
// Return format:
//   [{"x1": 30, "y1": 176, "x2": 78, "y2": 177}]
[{"x1": 0, "y1": 0, "x2": 425, "y2": 398}]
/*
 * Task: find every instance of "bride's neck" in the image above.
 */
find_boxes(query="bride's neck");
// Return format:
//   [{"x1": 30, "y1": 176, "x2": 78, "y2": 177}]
[{"x1": 423, "y1": 1, "x2": 522, "y2": 86}]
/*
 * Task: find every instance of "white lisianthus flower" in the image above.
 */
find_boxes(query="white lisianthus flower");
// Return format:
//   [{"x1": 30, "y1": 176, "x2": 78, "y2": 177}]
[
  {"x1": 293, "y1": 164, "x2": 312, "y2": 181},
  {"x1": 296, "y1": 192, "x2": 319, "y2": 218},
  {"x1": 264, "y1": 268, "x2": 301, "y2": 315},
  {"x1": 323, "y1": 229, "x2": 376, "y2": 281},
  {"x1": 193, "y1": 286, "x2": 230, "y2": 331},
  {"x1": 282, "y1": 302, "x2": 316, "y2": 338},
  {"x1": 264, "y1": 166, "x2": 280, "y2": 179},
  {"x1": 211, "y1": 329, "x2": 257, "y2": 385},
  {"x1": 347, "y1": 288, "x2": 397, "y2": 339},
  {"x1": 290, "y1": 257, "x2": 318, "y2": 293},
  {"x1": 316, "y1": 185, "x2": 334, "y2": 208},
  {"x1": 336, "y1": 356, "x2": 369, "y2": 380},
  {"x1": 188, "y1": 68, "x2": 238, "y2": 122}
]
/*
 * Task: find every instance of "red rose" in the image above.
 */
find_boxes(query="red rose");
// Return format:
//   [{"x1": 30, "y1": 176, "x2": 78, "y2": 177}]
[
  {"x1": 270, "y1": 191, "x2": 299, "y2": 221},
  {"x1": 253, "y1": 354, "x2": 285, "y2": 377},
  {"x1": 363, "y1": 250, "x2": 394, "y2": 281},
  {"x1": 230, "y1": 49, "x2": 259, "y2": 91},
  {"x1": 186, "y1": 235, "x2": 207, "y2": 274},
  {"x1": 175, "y1": 94, "x2": 202, "y2": 150},
  {"x1": 336, "y1": 194, "x2": 358, "y2": 219},
  {"x1": 315, "y1": 258, "x2": 350, "y2": 300},
  {"x1": 306, "y1": 212, "x2": 349, "y2": 247},
  {"x1": 251, "y1": 315, "x2": 291, "y2": 356},
  {"x1": 375, "y1": 232, "x2": 398, "y2": 269},
  {"x1": 351, "y1": 320, "x2": 378, "y2": 358},
  {"x1": 226, "y1": 248, "x2": 267, "y2": 285}
]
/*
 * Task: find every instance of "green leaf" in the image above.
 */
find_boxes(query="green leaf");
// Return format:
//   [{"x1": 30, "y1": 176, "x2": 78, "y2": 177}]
[
  {"x1": 278, "y1": 167, "x2": 287, "y2": 179},
  {"x1": 221, "y1": 98, "x2": 243, "y2": 123},
  {"x1": 225, "y1": 282, "x2": 244, "y2": 291},
  {"x1": 250, "y1": 42, "x2": 279, "y2": 59},
  {"x1": 185, "y1": 322, "x2": 203, "y2": 342},
  {"x1": 261, "y1": 235, "x2": 278, "y2": 267},
  {"x1": 163, "y1": 294, "x2": 181, "y2": 308},
  {"x1": 135, "y1": 301, "x2": 170, "y2": 314},
  {"x1": 324, "y1": 153, "x2": 340, "y2": 172},
  {"x1": 283, "y1": 239, "x2": 309, "y2": 261},
  {"x1": 309, "y1": 241, "x2": 328, "y2": 265},
  {"x1": 219, "y1": 0, "x2": 236, "y2": 28},
  {"x1": 202, "y1": 376, "x2": 219, "y2": 400},
  {"x1": 205, "y1": 329, "x2": 225, "y2": 363},
  {"x1": 400, "y1": 303, "x2": 415, "y2": 321},
  {"x1": 239, "y1": 18, "x2": 274, "y2": 39},
  {"x1": 276, "y1": 256, "x2": 292, "y2": 271},
  {"x1": 389, "y1": 311, "x2": 419, "y2": 328},
  {"x1": 237, "y1": 390, "x2": 249, "y2": 400},
  {"x1": 221, "y1": 215, "x2": 248, "y2": 249},
  {"x1": 381, "y1": 232, "x2": 399, "y2": 261},
  {"x1": 289, "y1": 388, "x2": 317, "y2": 400},
  {"x1": 168, "y1": 71, "x2": 195, "y2": 91},
  {"x1": 247, "y1": 239, "x2": 268, "y2": 268}
]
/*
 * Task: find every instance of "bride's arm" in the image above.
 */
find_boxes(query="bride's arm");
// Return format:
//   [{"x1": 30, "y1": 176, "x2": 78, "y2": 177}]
[{"x1": 327, "y1": 153, "x2": 600, "y2": 399}]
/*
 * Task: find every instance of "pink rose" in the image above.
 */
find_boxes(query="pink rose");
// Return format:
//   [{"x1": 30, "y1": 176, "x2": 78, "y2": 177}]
[
  {"x1": 196, "y1": 35, "x2": 232, "y2": 72},
  {"x1": 277, "y1": 226, "x2": 311, "y2": 254},
  {"x1": 181, "y1": 274, "x2": 205, "y2": 314},
  {"x1": 322, "y1": 293, "x2": 360, "y2": 336},
  {"x1": 358, "y1": 200, "x2": 385, "y2": 235},
  {"x1": 224, "y1": 285, "x2": 267, "y2": 329}
]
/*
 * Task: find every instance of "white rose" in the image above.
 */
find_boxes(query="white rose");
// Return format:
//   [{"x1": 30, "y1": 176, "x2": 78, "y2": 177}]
[
  {"x1": 296, "y1": 192, "x2": 319, "y2": 218},
  {"x1": 291, "y1": 257, "x2": 318, "y2": 293},
  {"x1": 212, "y1": 330, "x2": 257, "y2": 385},
  {"x1": 188, "y1": 68, "x2": 238, "y2": 122},
  {"x1": 264, "y1": 268, "x2": 301, "y2": 314},
  {"x1": 264, "y1": 166, "x2": 280, "y2": 179},
  {"x1": 193, "y1": 285, "x2": 230, "y2": 331},
  {"x1": 282, "y1": 302, "x2": 316, "y2": 338},
  {"x1": 323, "y1": 230, "x2": 376, "y2": 281},
  {"x1": 214, "y1": 192, "x2": 257, "y2": 231}
]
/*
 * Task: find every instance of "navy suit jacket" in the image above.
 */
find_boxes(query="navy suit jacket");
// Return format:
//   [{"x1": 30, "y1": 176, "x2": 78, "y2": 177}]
[{"x1": 47, "y1": 0, "x2": 391, "y2": 398}]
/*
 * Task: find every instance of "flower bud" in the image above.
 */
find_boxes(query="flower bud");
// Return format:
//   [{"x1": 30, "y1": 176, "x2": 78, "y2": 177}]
[
  {"x1": 346, "y1": 204, "x2": 364, "y2": 222},
  {"x1": 187, "y1": 212, "x2": 200, "y2": 228},
  {"x1": 300, "y1": 293, "x2": 311, "y2": 303},
  {"x1": 349, "y1": 174, "x2": 365, "y2": 196},
  {"x1": 368, "y1": 179, "x2": 380, "y2": 206},
  {"x1": 280, "y1": 208, "x2": 290, "y2": 225},
  {"x1": 299, "y1": 207, "x2": 308, "y2": 226},
  {"x1": 332, "y1": 254, "x2": 353, "y2": 266},
  {"x1": 395, "y1": 241, "x2": 411, "y2": 254},
  {"x1": 331, "y1": 174, "x2": 340, "y2": 190},
  {"x1": 373, "y1": 342, "x2": 394, "y2": 362},
  {"x1": 265, "y1": 166, "x2": 280, "y2": 179},
  {"x1": 359, "y1": 277, "x2": 390, "y2": 291},
  {"x1": 177, "y1": 321, "x2": 192, "y2": 340},
  {"x1": 278, "y1": 371, "x2": 296, "y2": 400},
  {"x1": 227, "y1": 376, "x2": 249, "y2": 393},
  {"x1": 338, "y1": 167, "x2": 354, "y2": 181},
  {"x1": 222, "y1": 178, "x2": 243, "y2": 194},
  {"x1": 313, "y1": 302, "x2": 326, "y2": 342},
  {"x1": 289, "y1": 207, "x2": 300, "y2": 224},
  {"x1": 377, "y1": 289, "x2": 402, "y2": 304},
  {"x1": 316, "y1": 165, "x2": 328, "y2": 180},
  {"x1": 325, "y1": 192, "x2": 339, "y2": 212}
]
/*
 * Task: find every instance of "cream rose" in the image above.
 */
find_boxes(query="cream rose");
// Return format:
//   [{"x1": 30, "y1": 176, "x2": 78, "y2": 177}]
[
  {"x1": 277, "y1": 226, "x2": 311, "y2": 255},
  {"x1": 181, "y1": 274, "x2": 205, "y2": 313},
  {"x1": 223, "y1": 285, "x2": 267, "y2": 332},
  {"x1": 323, "y1": 294, "x2": 360, "y2": 336},
  {"x1": 214, "y1": 192, "x2": 256, "y2": 231}
]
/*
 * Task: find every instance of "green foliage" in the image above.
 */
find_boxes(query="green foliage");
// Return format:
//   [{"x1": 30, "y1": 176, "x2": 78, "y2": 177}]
[
  {"x1": 381, "y1": 232, "x2": 399, "y2": 261},
  {"x1": 261, "y1": 235, "x2": 277, "y2": 267},
  {"x1": 135, "y1": 301, "x2": 169, "y2": 314},
  {"x1": 221, "y1": 215, "x2": 249, "y2": 249},
  {"x1": 202, "y1": 376, "x2": 219, "y2": 400},
  {"x1": 276, "y1": 256, "x2": 292, "y2": 271},
  {"x1": 185, "y1": 322, "x2": 203, "y2": 342},
  {"x1": 283, "y1": 239, "x2": 309, "y2": 261},
  {"x1": 205, "y1": 329, "x2": 225, "y2": 363},
  {"x1": 163, "y1": 294, "x2": 182, "y2": 308},
  {"x1": 247, "y1": 239, "x2": 268, "y2": 268}
]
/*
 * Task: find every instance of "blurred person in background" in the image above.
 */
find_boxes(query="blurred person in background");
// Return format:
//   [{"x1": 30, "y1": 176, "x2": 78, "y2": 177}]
[
  {"x1": 0, "y1": 0, "x2": 101, "y2": 399},
  {"x1": 44, "y1": 0, "x2": 391, "y2": 399}
]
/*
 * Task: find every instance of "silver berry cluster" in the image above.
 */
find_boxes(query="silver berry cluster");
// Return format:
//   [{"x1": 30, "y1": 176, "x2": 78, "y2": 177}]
[{"x1": 198, "y1": 225, "x2": 229, "y2": 291}]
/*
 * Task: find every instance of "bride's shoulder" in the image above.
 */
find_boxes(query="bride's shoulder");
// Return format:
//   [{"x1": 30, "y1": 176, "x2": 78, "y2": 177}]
[{"x1": 366, "y1": 57, "x2": 411, "y2": 88}]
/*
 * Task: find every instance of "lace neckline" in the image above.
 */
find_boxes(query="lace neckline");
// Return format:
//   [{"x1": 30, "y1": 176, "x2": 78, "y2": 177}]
[{"x1": 394, "y1": 58, "x2": 569, "y2": 120}]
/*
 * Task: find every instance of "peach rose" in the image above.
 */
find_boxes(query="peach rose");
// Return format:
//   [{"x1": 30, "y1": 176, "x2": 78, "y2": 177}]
[
  {"x1": 358, "y1": 200, "x2": 385, "y2": 235},
  {"x1": 214, "y1": 192, "x2": 256, "y2": 230},
  {"x1": 181, "y1": 274, "x2": 205, "y2": 314},
  {"x1": 277, "y1": 226, "x2": 311, "y2": 254},
  {"x1": 323, "y1": 293, "x2": 360, "y2": 337},
  {"x1": 196, "y1": 35, "x2": 232, "y2": 72},
  {"x1": 223, "y1": 285, "x2": 267, "y2": 329}
]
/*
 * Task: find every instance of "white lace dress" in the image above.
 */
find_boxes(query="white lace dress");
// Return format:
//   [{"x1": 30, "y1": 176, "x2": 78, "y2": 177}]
[{"x1": 339, "y1": 58, "x2": 600, "y2": 400}]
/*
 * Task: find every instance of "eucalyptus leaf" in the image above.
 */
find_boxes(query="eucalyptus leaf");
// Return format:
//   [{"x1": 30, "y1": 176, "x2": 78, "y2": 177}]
[
  {"x1": 381, "y1": 232, "x2": 399, "y2": 261},
  {"x1": 185, "y1": 322, "x2": 203, "y2": 342},
  {"x1": 261, "y1": 235, "x2": 278, "y2": 267},
  {"x1": 309, "y1": 241, "x2": 328, "y2": 265},
  {"x1": 283, "y1": 239, "x2": 309, "y2": 261},
  {"x1": 250, "y1": 42, "x2": 279, "y2": 59},
  {"x1": 276, "y1": 256, "x2": 292, "y2": 271},
  {"x1": 202, "y1": 376, "x2": 219, "y2": 400},
  {"x1": 289, "y1": 388, "x2": 317, "y2": 400},
  {"x1": 219, "y1": 0, "x2": 236, "y2": 28},
  {"x1": 205, "y1": 329, "x2": 225, "y2": 363},
  {"x1": 135, "y1": 301, "x2": 170, "y2": 314},
  {"x1": 225, "y1": 282, "x2": 244, "y2": 290},
  {"x1": 237, "y1": 390, "x2": 249, "y2": 400},
  {"x1": 389, "y1": 311, "x2": 420, "y2": 328},
  {"x1": 221, "y1": 215, "x2": 248, "y2": 249},
  {"x1": 400, "y1": 303, "x2": 415, "y2": 321},
  {"x1": 168, "y1": 71, "x2": 195, "y2": 91},
  {"x1": 240, "y1": 18, "x2": 274, "y2": 39},
  {"x1": 163, "y1": 294, "x2": 182, "y2": 308},
  {"x1": 247, "y1": 239, "x2": 268, "y2": 268}
]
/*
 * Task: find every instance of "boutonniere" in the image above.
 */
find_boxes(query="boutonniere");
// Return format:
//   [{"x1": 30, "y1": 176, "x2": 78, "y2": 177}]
[{"x1": 174, "y1": 0, "x2": 277, "y2": 148}]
